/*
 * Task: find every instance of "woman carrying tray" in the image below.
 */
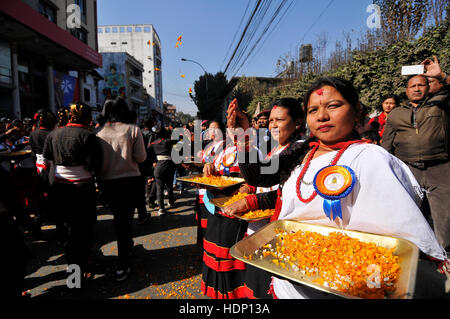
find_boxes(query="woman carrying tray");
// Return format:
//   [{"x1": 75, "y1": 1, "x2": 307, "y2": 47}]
[
  {"x1": 200, "y1": 121, "x2": 248, "y2": 299},
  {"x1": 225, "y1": 77, "x2": 448, "y2": 299},
  {"x1": 195, "y1": 120, "x2": 225, "y2": 244},
  {"x1": 227, "y1": 98, "x2": 305, "y2": 299}
]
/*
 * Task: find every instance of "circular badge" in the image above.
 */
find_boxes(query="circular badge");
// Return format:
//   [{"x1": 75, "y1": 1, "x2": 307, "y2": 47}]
[
  {"x1": 314, "y1": 165, "x2": 355, "y2": 199},
  {"x1": 223, "y1": 152, "x2": 236, "y2": 167}
]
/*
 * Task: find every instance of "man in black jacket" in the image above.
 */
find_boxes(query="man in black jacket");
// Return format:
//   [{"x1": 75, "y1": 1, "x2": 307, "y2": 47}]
[{"x1": 382, "y1": 57, "x2": 450, "y2": 254}]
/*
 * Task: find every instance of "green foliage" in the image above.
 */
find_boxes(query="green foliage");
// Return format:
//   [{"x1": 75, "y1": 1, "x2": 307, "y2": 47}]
[
  {"x1": 175, "y1": 111, "x2": 196, "y2": 125},
  {"x1": 230, "y1": 77, "x2": 281, "y2": 116},
  {"x1": 248, "y1": 20, "x2": 449, "y2": 112},
  {"x1": 191, "y1": 72, "x2": 228, "y2": 121}
]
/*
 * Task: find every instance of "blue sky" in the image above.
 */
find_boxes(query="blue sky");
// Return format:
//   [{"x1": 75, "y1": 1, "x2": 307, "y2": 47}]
[{"x1": 97, "y1": 0, "x2": 374, "y2": 115}]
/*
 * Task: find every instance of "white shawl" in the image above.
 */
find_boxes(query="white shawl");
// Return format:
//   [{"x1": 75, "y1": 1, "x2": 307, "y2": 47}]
[{"x1": 273, "y1": 143, "x2": 446, "y2": 299}]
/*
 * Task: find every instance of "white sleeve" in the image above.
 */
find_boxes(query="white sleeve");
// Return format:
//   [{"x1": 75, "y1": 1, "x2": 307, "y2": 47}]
[{"x1": 345, "y1": 146, "x2": 446, "y2": 261}]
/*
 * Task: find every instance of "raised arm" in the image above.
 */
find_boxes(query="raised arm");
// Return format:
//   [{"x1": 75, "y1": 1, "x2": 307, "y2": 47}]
[{"x1": 422, "y1": 56, "x2": 449, "y2": 85}]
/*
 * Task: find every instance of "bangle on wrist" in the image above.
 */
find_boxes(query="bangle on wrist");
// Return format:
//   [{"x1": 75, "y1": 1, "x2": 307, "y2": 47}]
[{"x1": 440, "y1": 72, "x2": 448, "y2": 83}]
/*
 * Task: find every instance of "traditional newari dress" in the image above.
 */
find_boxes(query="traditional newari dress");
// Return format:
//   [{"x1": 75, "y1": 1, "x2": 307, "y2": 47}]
[
  {"x1": 196, "y1": 140, "x2": 224, "y2": 244},
  {"x1": 242, "y1": 143, "x2": 291, "y2": 299},
  {"x1": 270, "y1": 142, "x2": 447, "y2": 299},
  {"x1": 30, "y1": 127, "x2": 52, "y2": 176},
  {"x1": 43, "y1": 123, "x2": 102, "y2": 274},
  {"x1": 201, "y1": 143, "x2": 248, "y2": 299}
]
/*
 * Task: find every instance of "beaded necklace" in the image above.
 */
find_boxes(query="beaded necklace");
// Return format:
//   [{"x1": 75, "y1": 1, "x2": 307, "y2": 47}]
[{"x1": 296, "y1": 140, "x2": 364, "y2": 203}]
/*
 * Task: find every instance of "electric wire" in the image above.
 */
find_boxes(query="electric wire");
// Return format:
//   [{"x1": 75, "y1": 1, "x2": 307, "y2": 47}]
[
  {"x1": 220, "y1": 0, "x2": 253, "y2": 71},
  {"x1": 232, "y1": 0, "x2": 295, "y2": 77},
  {"x1": 223, "y1": 0, "x2": 264, "y2": 75}
]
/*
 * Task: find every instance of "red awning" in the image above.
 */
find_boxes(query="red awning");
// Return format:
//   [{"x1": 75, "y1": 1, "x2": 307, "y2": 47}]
[{"x1": 0, "y1": 1, "x2": 102, "y2": 68}]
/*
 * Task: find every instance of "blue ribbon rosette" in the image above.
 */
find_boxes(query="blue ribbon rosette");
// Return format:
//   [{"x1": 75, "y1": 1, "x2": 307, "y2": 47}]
[
  {"x1": 221, "y1": 152, "x2": 236, "y2": 176},
  {"x1": 313, "y1": 165, "x2": 356, "y2": 221}
]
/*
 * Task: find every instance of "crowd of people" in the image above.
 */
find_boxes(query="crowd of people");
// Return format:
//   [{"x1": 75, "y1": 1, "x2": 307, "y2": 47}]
[
  {"x1": 0, "y1": 55, "x2": 449, "y2": 299},
  {"x1": 0, "y1": 97, "x2": 196, "y2": 297}
]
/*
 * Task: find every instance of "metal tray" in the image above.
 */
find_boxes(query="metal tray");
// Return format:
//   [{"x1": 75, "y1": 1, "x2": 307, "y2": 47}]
[
  {"x1": 210, "y1": 196, "x2": 233, "y2": 209},
  {"x1": 0, "y1": 150, "x2": 31, "y2": 158},
  {"x1": 230, "y1": 220, "x2": 419, "y2": 299},
  {"x1": 177, "y1": 174, "x2": 245, "y2": 191},
  {"x1": 210, "y1": 196, "x2": 274, "y2": 222}
]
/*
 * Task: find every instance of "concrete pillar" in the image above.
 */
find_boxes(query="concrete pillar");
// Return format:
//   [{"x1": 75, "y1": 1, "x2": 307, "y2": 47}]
[
  {"x1": 11, "y1": 42, "x2": 21, "y2": 119},
  {"x1": 47, "y1": 58, "x2": 55, "y2": 113},
  {"x1": 79, "y1": 70, "x2": 85, "y2": 103}
]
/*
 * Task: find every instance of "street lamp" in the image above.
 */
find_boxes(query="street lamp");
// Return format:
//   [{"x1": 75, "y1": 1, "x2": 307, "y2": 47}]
[{"x1": 181, "y1": 58, "x2": 208, "y2": 96}]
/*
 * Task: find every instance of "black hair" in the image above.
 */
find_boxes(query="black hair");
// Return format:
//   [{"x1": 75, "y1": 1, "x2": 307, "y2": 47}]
[
  {"x1": 207, "y1": 119, "x2": 226, "y2": 135},
  {"x1": 103, "y1": 96, "x2": 131, "y2": 123},
  {"x1": 304, "y1": 77, "x2": 360, "y2": 111},
  {"x1": 154, "y1": 125, "x2": 169, "y2": 139},
  {"x1": 128, "y1": 109, "x2": 138, "y2": 124},
  {"x1": 377, "y1": 94, "x2": 400, "y2": 112},
  {"x1": 271, "y1": 97, "x2": 306, "y2": 143},
  {"x1": 39, "y1": 110, "x2": 56, "y2": 129},
  {"x1": 143, "y1": 117, "x2": 155, "y2": 129},
  {"x1": 56, "y1": 107, "x2": 69, "y2": 126},
  {"x1": 360, "y1": 130, "x2": 380, "y2": 145},
  {"x1": 96, "y1": 114, "x2": 106, "y2": 126},
  {"x1": 277, "y1": 77, "x2": 361, "y2": 186},
  {"x1": 69, "y1": 102, "x2": 92, "y2": 125}
]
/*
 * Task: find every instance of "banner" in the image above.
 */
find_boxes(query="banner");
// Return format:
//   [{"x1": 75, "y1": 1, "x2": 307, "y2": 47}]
[{"x1": 54, "y1": 70, "x2": 79, "y2": 107}]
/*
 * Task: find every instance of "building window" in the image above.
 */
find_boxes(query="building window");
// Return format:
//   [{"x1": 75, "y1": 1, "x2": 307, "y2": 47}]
[
  {"x1": 122, "y1": 42, "x2": 128, "y2": 45},
  {"x1": 98, "y1": 28, "x2": 103, "y2": 33},
  {"x1": 84, "y1": 88, "x2": 90, "y2": 102},
  {"x1": 127, "y1": 27, "x2": 133, "y2": 32},
  {"x1": 0, "y1": 40, "x2": 12, "y2": 85},
  {"x1": 70, "y1": 28, "x2": 88, "y2": 44},
  {"x1": 38, "y1": 1, "x2": 57, "y2": 24},
  {"x1": 112, "y1": 27, "x2": 118, "y2": 33},
  {"x1": 144, "y1": 26, "x2": 151, "y2": 33},
  {"x1": 120, "y1": 27, "x2": 125, "y2": 33},
  {"x1": 111, "y1": 42, "x2": 117, "y2": 45},
  {"x1": 75, "y1": 0, "x2": 87, "y2": 24},
  {"x1": 135, "y1": 27, "x2": 142, "y2": 32},
  {"x1": 105, "y1": 27, "x2": 110, "y2": 33}
]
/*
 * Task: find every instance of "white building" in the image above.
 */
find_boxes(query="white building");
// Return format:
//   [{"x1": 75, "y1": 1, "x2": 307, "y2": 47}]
[{"x1": 97, "y1": 24, "x2": 163, "y2": 118}]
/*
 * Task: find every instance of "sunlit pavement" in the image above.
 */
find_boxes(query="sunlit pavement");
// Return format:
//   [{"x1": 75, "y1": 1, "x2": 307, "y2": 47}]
[{"x1": 23, "y1": 187, "x2": 208, "y2": 299}]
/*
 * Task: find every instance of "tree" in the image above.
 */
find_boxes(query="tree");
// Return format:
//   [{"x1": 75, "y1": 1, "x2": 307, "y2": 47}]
[
  {"x1": 428, "y1": 0, "x2": 448, "y2": 26},
  {"x1": 190, "y1": 72, "x2": 228, "y2": 121},
  {"x1": 175, "y1": 111, "x2": 196, "y2": 126},
  {"x1": 262, "y1": 19, "x2": 449, "y2": 114},
  {"x1": 374, "y1": 0, "x2": 429, "y2": 45},
  {"x1": 230, "y1": 77, "x2": 274, "y2": 115}
]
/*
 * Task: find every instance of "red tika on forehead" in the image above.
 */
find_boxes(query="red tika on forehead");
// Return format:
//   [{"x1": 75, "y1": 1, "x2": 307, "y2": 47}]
[
  {"x1": 273, "y1": 105, "x2": 279, "y2": 109},
  {"x1": 315, "y1": 88, "x2": 324, "y2": 96}
]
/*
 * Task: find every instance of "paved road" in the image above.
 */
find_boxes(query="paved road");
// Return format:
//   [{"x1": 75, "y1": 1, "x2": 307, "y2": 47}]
[
  {"x1": 23, "y1": 187, "x2": 208, "y2": 300},
  {"x1": 21, "y1": 186, "x2": 449, "y2": 300}
]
